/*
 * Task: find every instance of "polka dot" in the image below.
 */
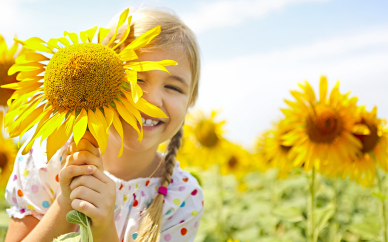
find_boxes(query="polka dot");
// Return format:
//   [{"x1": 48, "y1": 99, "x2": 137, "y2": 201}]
[
  {"x1": 166, "y1": 209, "x2": 172, "y2": 215},
  {"x1": 114, "y1": 205, "x2": 118, "y2": 210},
  {"x1": 182, "y1": 178, "x2": 188, "y2": 182},
  {"x1": 173, "y1": 198, "x2": 180, "y2": 205},
  {"x1": 20, "y1": 209, "x2": 25, "y2": 213},
  {"x1": 194, "y1": 221, "x2": 198, "y2": 228},
  {"x1": 41, "y1": 167, "x2": 47, "y2": 172},
  {"x1": 31, "y1": 185, "x2": 39, "y2": 193},
  {"x1": 13, "y1": 175, "x2": 17, "y2": 181},
  {"x1": 119, "y1": 184, "x2": 123, "y2": 190},
  {"x1": 30, "y1": 148, "x2": 34, "y2": 154},
  {"x1": 180, "y1": 220, "x2": 185, "y2": 223},
  {"x1": 178, "y1": 186, "x2": 185, "y2": 191},
  {"x1": 191, "y1": 189, "x2": 198, "y2": 196},
  {"x1": 136, "y1": 183, "x2": 138, "y2": 188},
  {"x1": 12, "y1": 197, "x2": 17, "y2": 204},
  {"x1": 181, "y1": 228, "x2": 187, "y2": 236},
  {"x1": 164, "y1": 234, "x2": 171, "y2": 241},
  {"x1": 42, "y1": 201, "x2": 50, "y2": 208},
  {"x1": 133, "y1": 193, "x2": 136, "y2": 199},
  {"x1": 145, "y1": 180, "x2": 150, "y2": 186},
  {"x1": 133, "y1": 199, "x2": 138, "y2": 207},
  {"x1": 55, "y1": 174, "x2": 59, "y2": 182},
  {"x1": 123, "y1": 195, "x2": 128, "y2": 201},
  {"x1": 180, "y1": 201, "x2": 186, "y2": 207},
  {"x1": 27, "y1": 205, "x2": 34, "y2": 210},
  {"x1": 141, "y1": 191, "x2": 145, "y2": 197},
  {"x1": 128, "y1": 204, "x2": 132, "y2": 210},
  {"x1": 115, "y1": 215, "x2": 120, "y2": 221},
  {"x1": 155, "y1": 186, "x2": 158, "y2": 191},
  {"x1": 168, "y1": 216, "x2": 173, "y2": 220},
  {"x1": 18, "y1": 156, "x2": 23, "y2": 162},
  {"x1": 60, "y1": 156, "x2": 63, "y2": 162},
  {"x1": 23, "y1": 169, "x2": 29, "y2": 177},
  {"x1": 192, "y1": 210, "x2": 198, "y2": 216},
  {"x1": 128, "y1": 186, "x2": 131, "y2": 190},
  {"x1": 132, "y1": 232, "x2": 138, "y2": 240},
  {"x1": 171, "y1": 178, "x2": 174, "y2": 183},
  {"x1": 17, "y1": 190, "x2": 23, "y2": 197},
  {"x1": 202, "y1": 201, "x2": 204, "y2": 207}
]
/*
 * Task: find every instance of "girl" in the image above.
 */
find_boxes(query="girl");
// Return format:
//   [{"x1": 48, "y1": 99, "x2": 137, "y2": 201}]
[{"x1": 4, "y1": 7, "x2": 203, "y2": 242}]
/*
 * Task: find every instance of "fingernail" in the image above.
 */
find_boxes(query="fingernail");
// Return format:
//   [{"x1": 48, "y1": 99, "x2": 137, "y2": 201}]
[{"x1": 88, "y1": 166, "x2": 95, "y2": 173}]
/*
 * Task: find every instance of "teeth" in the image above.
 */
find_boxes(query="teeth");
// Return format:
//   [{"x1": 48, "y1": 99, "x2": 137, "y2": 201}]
[
  {"x1": 142, "y1": 118, "x2": 159, "y2": 127},
  {"x1": 142, "y1": 117, "x2": 145, "y2": 123}
]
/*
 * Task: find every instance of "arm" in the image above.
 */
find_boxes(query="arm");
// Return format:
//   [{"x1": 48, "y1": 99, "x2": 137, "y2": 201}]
[{"x1": 5, "y1": 194, "x2": 77, "y2": 242}]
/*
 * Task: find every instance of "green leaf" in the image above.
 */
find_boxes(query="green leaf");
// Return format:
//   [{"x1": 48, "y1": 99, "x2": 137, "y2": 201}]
[
  {"x1": 64, "y1": 210, "x2": 93, "y2": 242},
  {"x1": 53, "y1": 232, "x2": 81, "y2": 242}
]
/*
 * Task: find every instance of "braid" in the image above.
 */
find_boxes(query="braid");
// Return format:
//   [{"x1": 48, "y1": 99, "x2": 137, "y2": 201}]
[{"x1": 137, "y1": 126, "x2": 184, "y2": 242}]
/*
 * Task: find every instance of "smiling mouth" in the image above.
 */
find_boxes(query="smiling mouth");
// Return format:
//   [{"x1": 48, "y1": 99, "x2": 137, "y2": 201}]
[{"x1": 142, "y1": 117, "x2": 162, "y2": 127}]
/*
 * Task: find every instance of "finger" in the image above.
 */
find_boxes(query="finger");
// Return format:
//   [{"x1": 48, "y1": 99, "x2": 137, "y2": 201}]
[
  {"x1": 70, "y1": 186, "x2": 99, "y2": 205},
  {"x1": 71, "y1": 199, "x2": 99, "y2": 220},
  {"x1": 70, "y1": 174, "x2": 105, "y2": 192},
  {"x1": 65, "y1": 151, "x2": 103, "y2": 171},
  {"x1": 59, "y1": 165, "x2": 96, "y2": 187},
  {"x1": 89, "y1": 167, "x2": 112, "y2": 184},
  {"x1": 82, "y1": 131, "x2": 99, "y2": 148},
  {"x1": 69, "y1": 139, "x2": 100, "y2": 157}
]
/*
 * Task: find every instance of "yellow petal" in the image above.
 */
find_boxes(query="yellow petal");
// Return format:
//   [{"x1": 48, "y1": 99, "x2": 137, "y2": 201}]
[
  {"x1": 7, "y1": 84, "x2": 41, "y2": 106},
  {"x1": 8, "y1": 97, "x2": 43, "y2": 135},
  {"x1": 85, "y1": 26, "x2": 98, "y2": 42},
  {"x1": 88, "y1": 110, "x2": 108, "y2": 155},
  {"x1": 15, "y1": 52, "x2": 49, "y2": 64},
  {"x1": 113, "y1": 100, "x2": 141, "y2": 136},
  {"x1": 15, "y1": 37, "x2": 54, "y2": 54},
  {"x1": 125, "y1": 60, "x2": 178, "y2": 73},
  {"x1": 103, "y1": 106, "x2": 114, "y2": 134},
  {"x1": 128, "y1": 26, "x2": 161, "y2": 50},
  {"x1": 98, "y1": 27, "x2": 111, "y2": 44},
  {"x1": 319, "y1": 76, "x2": 328, "y2": 102},
  {"x1": 124, "y1": 70, "x2": 143, "y2": 102},
  {"x1": 7, "y1": 41, "x2": 19, "y2": 58},
  {"x1": 80, "y1": 31, "x2": 88, "y2": 43},
  {"x1": 19, "y1": 108, "x2": 52, "y2": 148},
  {"x1": 10, "y1": 103, "x2": 45, "y2": 139},
  {"x1": 112, "y1": 15, "x2": 132, "y2": 50},
  {"x1": 17, "y1": 69, "x2": 44, "y2": 81},
  {"x1": 57, "y1": 37, "x2": 71, "y2": 47},
  {"x1": 111, "y1": 109, "x2": 124, "y2": 157},
  {"x1": 46, "y1": 113, "x2": 74, "y2": 162},
  {"x1": 46, "y1": 38, "x2": 61, "y2": 50},
  {"x1": 107, "y1": 8, "x2": 129, "y2": 47},
  {"x1": 119, "y1": 48, "x2": 138, "y2": 61},
  {"x1": 64, "y1": 31, "x2": 79, "y2": 44},
  {"x1": 1, "y1": 79, "x2": 41, "y2": 90},
  {"x1": 8, "y1": 62, "x2": 46, "y2": 75},
  {"x1": 73, "y1": 109, "x2": 88, "y2": 146},
  {"x1": 122, "y1": 90, "x2": 168, "y2": 118},
  {"x1": 352, "y1": 124, "x2": 370, "y2": 135},
  {"x1": 40, "y1": 112, "x2": 67, "y2": 144}
]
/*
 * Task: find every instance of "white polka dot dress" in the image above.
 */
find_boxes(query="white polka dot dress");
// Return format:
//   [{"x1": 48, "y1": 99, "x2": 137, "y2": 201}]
[{"x1": 4, "y1": 140, "x2": 204, "y2": 242}]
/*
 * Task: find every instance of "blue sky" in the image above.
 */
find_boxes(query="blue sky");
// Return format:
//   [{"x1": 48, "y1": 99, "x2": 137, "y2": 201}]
[{"x1": 1, "y1": 0, "x2": 387, "y2": 148}]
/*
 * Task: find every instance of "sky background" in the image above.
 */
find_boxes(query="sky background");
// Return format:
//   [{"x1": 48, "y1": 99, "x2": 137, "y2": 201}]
[{"x1": 1, "y1": 0, "x2": 387, "y2": 148}]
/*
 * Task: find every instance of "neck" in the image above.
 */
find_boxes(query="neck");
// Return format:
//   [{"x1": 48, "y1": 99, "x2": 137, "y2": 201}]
[{"x1": 101, "y1": 135, "x2": 163, "y2": 181}]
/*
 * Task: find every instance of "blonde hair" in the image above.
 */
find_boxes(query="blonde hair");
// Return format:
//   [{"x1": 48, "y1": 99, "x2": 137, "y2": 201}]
[{"x1": 105, "y1": 7, "x2": 200, "y2": 242}]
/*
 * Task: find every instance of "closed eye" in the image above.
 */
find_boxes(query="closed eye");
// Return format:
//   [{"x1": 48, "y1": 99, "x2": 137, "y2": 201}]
[{"x1": 165, "y1": 85, "x2": 183, "y2": 93}]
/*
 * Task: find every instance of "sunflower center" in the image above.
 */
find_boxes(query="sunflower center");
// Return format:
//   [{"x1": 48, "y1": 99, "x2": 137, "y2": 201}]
[
  {"x1": 227, "y1": 156, "x2": 238, "y2": 169},
  {"x1": 306, "y1": 104, "x2": 343, "y2": 143},
  {"x1": 45, "y1": 43, "x2": 123, "y2": 111},
  {"x1": 194, "y1": 121, "x2": 219, "y2": 148},
  {"x1": 355, "y1": 119, "x2": 379, "y2": 153}
]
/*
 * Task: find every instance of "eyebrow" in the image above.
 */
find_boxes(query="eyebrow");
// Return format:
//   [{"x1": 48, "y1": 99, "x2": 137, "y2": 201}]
[{"x1": 168, "y1": 75, "x2": 190, "y2": 87}]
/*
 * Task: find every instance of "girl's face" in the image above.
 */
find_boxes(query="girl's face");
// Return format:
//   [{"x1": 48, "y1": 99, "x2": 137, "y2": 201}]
[{"x1": 109, "y1": 48, "x2": 192, "y2": 152}]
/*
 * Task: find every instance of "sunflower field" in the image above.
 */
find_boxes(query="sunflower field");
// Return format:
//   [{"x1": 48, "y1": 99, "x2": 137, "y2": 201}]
[{"x1": 1, "y1": 29, "x2": 388, "y2": 242}]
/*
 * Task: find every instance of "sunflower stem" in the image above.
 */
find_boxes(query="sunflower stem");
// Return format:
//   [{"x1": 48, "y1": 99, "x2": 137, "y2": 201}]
[
  {"x1": 308, "y1": 167, "x2": 316, "y2": 242},
  {"x1": 376, "y1": 167, "x2": 388, "y2": 242},
  {"x1": 216, "y1": 164, "x2": 224, "y2": 242}
]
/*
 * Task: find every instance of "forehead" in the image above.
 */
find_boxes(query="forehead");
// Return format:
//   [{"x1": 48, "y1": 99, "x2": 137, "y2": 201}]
[{"x1": 134, "y1": 49, "x2": 192, "y2": 87}]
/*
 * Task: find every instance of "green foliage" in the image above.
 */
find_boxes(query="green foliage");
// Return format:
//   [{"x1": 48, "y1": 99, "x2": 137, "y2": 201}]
[{"x1": 53, "y1": 210, "x2": 93, "y2": 242}]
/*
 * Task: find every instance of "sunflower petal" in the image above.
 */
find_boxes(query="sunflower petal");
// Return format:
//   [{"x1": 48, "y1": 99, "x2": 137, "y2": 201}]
[
  {"x1": 111, "y1": 109, "x2": 124, "y2": 157},
  {"x1": 10, "y1": 103, "x2": 45, "y2": 139},
  {"x1": 127, "y1": 26, "x2": 161, "y2": 50},
  {"x1": 352, "y1": 124, "x2": 370, "y2": 135},
  {"x1": 88, "y1": 110, "x2": 108, "y2": 155},
  {"x1": 103, "y1": 106, "x2": 114, "y2": 133},
  {"x1": 64, "y1": 31, "x2": 79, "y2": 44},
  {"x1": 122, "y1": 90, "x2": 168, "y2": 118},
  {"x1": 16, "y1": 69, "x2": 44, "y2": 81},
  {"x1": 57, "y1": 37, "x2": 71, "y2": 47},
  {"x1": 7, "y1": 84, "x2": 41, "y2": 106},
  {"x1": 119, "y1": 48, "x2": 138, "y2": 62},
  {"x1": 16, "y1": 52, "x2": 49, "y2": 64},
  {"x1": 8, "y1": 62, "x2": 46, "y2": 75},
  {"x1": 8, "y1": 40, "x2": 19, "y2": 58},
  {"x1": 1, "y1": 79, "x2": 42, "y2": 90},
  {"x1": 124, "y1": 70, "x2": 142, "y2": 102},
  {"x1": 47, "y1": 113, "x2": 73, "y2": 162},
  {"x1": 15, "y1": 37, "x2": 54, "y2": 54},
  {"x1": 80, "y1": 31, "x2": 88, "y2": 43},
  {"x1": 107, "y1": 8, "x2": 129, "y2": 47},
  {"x1": 40, "y1": 112, "x2": 67, "y2": 144},
  {"x1": 125, "y1": 60, "x2": 177, "y2": 73},
  {"x1": 46, "y1": 38, "x2": 61, "y2": 50},
  {"x1": 98, "y1": 27, "x2": 111, "y2": 44},
  {"x1": 113, "y1": 100, "x2": 141, "y2": 136},
  {"x1": 73, "y1": 109, "x2": 88, "y2": 146},
  {"x1": 319, "y1": 76, "x2": 328, "y2": 102},
  {"x1": 113, "y1": 15, "x2": 132, "y2": 50},
  {"x1": 85, "y1": 26, "x2": 98, "y2": 42}
]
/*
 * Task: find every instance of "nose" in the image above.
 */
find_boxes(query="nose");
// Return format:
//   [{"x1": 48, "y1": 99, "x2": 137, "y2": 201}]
[{"x1": 141, "y1": 85, "x2": 163, "y2": 108}]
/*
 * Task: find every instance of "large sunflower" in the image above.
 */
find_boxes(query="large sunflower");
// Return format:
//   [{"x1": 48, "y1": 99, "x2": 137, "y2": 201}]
[
  {"x1": 343, "y1": 106, "x2": 388, "y2": 186},
  {"x1": 220, "y1": 142, "x2": 252, "y2": 180},
  {"x1": 257, "y1": 120, "x2": 294, "y2": 179},
  {"x1": 281, "y1": 76, "x2": 368, "y2": 173},
  {"x1": 1, "y1": 9, "x2": 174, "y2": 161},
  {"x1": 0, "y1": 34, "x2": 19, "y2": 106}
]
